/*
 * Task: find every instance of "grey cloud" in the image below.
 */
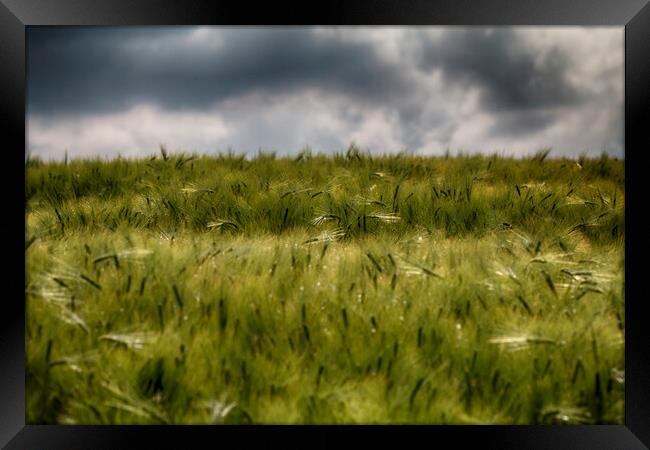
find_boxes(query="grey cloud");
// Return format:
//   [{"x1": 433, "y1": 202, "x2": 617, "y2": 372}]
[
  {"x1": 416, "y1": 29, "x2": 584, "y2": 112},
  {"x1": 489, "y1": 110, "x2": 558, "y2": 138},
  {"x1": 28, "y1": 27, "x2": 414, "y2": 116},
  {"x1": 27, "y1": 27, "x2": 623, "y2": 159}
]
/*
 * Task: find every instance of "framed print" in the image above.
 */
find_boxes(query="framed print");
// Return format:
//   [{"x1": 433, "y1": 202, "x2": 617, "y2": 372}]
[{"x1": 2, "y1": 0, "x2": 649, "y2": 448}]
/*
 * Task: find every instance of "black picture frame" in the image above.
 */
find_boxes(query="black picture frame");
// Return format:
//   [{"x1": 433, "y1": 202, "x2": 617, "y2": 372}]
[{"x1": 3, "y1": 0, "x2": 649, "y2": 448}]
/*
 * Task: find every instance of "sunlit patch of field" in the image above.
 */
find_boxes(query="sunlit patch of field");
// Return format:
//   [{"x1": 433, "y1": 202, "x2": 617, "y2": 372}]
[{"x1": 25, "y1": 147, "x2": 624, "y2": 424}]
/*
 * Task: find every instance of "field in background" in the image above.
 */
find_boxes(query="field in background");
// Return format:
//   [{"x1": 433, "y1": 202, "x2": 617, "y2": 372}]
[{"x1": 25, "y1": 148, "x2": 624, "y2": 424}]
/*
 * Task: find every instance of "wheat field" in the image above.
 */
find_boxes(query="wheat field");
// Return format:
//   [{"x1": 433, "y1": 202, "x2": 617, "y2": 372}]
[{"x1": 25, "y1": 147, "x2": 624, "y2": 424}]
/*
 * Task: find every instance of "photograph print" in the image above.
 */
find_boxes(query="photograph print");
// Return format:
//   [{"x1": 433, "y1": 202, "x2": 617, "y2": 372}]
[{"x1": 25, "y1": 26, "x2": 624, "y2": 424}]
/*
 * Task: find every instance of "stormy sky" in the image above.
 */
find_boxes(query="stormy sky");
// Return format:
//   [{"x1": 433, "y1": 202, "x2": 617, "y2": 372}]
[{"x1": 27, "y1": 26, "x2": 623, "y2": 160}]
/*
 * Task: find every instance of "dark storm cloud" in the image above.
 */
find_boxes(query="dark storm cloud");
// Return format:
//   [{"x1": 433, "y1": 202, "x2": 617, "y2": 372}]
[
  {"x1": 416, "y1": 29, "x2": 583, "y2": 113},
  {"x1": 28, "y1": 27, "x2": 413, "y2": 116},
  {"x1": 490, "y1": 110, "x2": 558, "y2": 137},
  {"x1": 28, "y1": 27, "x2": 180, "y2": 114}
]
